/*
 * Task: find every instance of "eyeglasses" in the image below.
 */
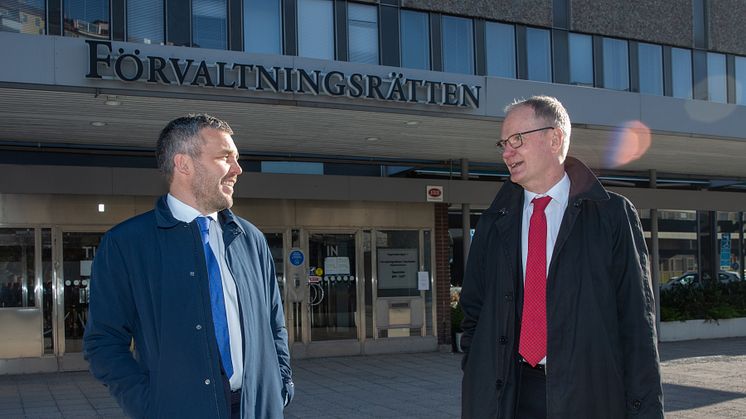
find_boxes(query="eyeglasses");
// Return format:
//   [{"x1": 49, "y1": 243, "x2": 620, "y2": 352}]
[{"x1": 496, "y1": 126, "x2": 555, "y2": 150}]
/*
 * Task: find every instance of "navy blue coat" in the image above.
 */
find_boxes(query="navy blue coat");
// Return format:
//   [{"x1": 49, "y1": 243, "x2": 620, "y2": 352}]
[
  {"x1": 84, "y1": 196, "x2": 292, "y2": 418},
  {"x1": 460, "y1": 158, "x2": 663, "y2": 418}
]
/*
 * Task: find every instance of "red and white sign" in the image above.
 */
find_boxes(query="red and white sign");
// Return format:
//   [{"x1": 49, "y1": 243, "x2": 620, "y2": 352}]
[{"x1": 426, "y1": 185, "x2": 444, "y2": 202}]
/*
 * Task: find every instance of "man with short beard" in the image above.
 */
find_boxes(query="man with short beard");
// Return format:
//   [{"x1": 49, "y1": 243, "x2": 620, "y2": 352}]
[{"x1": 84, "y1": 114, "x2": 293, "y2": 419}]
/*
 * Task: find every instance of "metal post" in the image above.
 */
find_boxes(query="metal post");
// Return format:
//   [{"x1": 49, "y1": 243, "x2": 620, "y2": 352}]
[
  {"x1": 649, "y1": 170, "x2": 661, "y2": 341},
  {"x1": 461, "y1": 159, "x2": 471, "y2": 272}
]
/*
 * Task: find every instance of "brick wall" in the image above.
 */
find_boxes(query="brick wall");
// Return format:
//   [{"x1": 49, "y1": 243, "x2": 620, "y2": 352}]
[{"x1": 434, "y1": 203, "x2": 452, "y2": 345}]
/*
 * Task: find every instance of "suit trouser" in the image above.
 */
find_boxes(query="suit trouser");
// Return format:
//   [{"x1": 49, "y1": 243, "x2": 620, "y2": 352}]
[{"x1": 516, "y1": 362, "x2": 547, "y2": 419}]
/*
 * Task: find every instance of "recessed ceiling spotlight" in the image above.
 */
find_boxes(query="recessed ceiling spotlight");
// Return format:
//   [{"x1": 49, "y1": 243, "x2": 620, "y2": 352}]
[
  {"x1": 105, "y1": 96, "x2": 121, "y2": 106},
  {"x1": 365, "y1": 137, "x2": 379, "y2": 142},
  {"x1": 97, "y1": 203, "x2": 106, "y2": 212},
  {"x1": 404, "y1": 121, "x2": 419, "y2": 126},
  {"x1": 90, "y1": 121, "x2": 107, "y2": 127}
]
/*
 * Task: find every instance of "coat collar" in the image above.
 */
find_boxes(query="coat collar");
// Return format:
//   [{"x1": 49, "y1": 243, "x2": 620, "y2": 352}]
[
  {"x1": 154, "y1": 195, "x2": 245, "y2": 236},
  {"x1": 485, "y1": 156, "x2": 608, "y2": 215}
]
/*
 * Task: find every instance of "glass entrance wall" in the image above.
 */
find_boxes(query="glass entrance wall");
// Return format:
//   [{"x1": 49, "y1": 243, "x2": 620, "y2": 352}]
[
  {"x1": 308, "y1": 232, "x2": 357, "y2": 341},
  {"x1": 0, "y1": 228, "x2": 35, "y2": 308},
  {"x1": 62, "y1": 232, "x2": 103, "y2": 353}
]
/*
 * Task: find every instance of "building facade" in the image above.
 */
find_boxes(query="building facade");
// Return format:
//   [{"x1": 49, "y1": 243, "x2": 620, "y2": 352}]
[{"x1": 1, "y1": 0, "x2": 746, "y2": 373}]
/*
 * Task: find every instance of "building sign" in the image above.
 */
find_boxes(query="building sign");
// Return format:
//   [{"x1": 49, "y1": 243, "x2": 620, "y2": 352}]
[
  {"x1": 84, "y1": 40, "x2": 481, "y2": 109},
  {"x1": 426, "y1": 185, "x2": 443, "y2": 202}
]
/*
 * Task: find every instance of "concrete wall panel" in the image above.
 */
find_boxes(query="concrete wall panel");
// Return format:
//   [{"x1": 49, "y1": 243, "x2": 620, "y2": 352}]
[
  {"x1": 401, "y1": 0, "x2": 552, "y2": 27},
  {"x1": 707, "y1": 0, "x2": 746, "y2": 55}
]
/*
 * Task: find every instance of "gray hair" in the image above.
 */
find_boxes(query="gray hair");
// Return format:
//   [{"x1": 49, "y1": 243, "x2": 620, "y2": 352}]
[
  {"x1": 505, "y1": 96, "x2": 572, "y2": 155},
  {"x1": 156, "y1": 113, "x2": 234, "y2": 183}
]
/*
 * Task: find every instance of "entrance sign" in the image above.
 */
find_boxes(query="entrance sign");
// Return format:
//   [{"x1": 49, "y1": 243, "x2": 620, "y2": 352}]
[
  {"x1": 289, "y1": 249, "x2": 305, "y2": 267},
  {"x1": 426, "y1": 185, "x2": 443, "y2": 202}
]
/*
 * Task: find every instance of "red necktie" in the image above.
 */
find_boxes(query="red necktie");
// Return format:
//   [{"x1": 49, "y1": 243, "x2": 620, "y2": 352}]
[{"x1": 519, "y1": 196, "x2": 552, "y2": 367}]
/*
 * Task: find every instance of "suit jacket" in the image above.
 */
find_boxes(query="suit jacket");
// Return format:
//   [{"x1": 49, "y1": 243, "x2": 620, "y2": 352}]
[
  {"x1": 460, "y1": 157, "x2": 663, "y2": 418},
  {"x1": 84, "y1": 195, "x2": 292, "y2": 418}
]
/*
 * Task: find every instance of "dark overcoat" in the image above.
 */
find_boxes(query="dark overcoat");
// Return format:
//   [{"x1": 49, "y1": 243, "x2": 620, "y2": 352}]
[
  {"x1": 460, "y1": 157, "x2": 663, "y2": 418},
  {"x1": 84, "y1": 196, "x2": 292, "y2": 418}
]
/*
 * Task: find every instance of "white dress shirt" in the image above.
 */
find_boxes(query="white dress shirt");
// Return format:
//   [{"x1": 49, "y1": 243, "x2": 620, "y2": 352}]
[
  {"x1": 168, "y1": 194, "x2": 244, "y2": 390},
  {"x1": 520, "y1": 172, "x2": 571, "y2": 365}
]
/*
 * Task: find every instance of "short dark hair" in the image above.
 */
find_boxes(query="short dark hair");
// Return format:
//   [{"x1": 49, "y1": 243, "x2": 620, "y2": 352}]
[{"x1": 156, "y1": 114, "x2": 234, "y2": 183}]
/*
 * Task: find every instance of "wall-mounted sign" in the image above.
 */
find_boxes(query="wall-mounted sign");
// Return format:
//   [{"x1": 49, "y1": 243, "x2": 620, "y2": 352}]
[
  {"x1": 289, "y1": 249, "x2": 305, "y2": 267},
  {"x1": 426, "y1": 185, "x2": 443, "y2": 202},
  {"x1": 377, "y1": 248, "x2": 418, "y2": 289},
  {"x1": 85, "y1": 40, "x2": 481, "y2": 109}
]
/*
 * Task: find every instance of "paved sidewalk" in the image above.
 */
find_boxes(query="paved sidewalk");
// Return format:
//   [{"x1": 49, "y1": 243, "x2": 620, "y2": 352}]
[{"x1": 1, "y1": 337, "x2": 745, "y2": 418}]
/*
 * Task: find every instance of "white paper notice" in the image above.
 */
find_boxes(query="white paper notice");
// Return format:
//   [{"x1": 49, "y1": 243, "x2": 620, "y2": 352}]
[{"x1": 417, "y1": 271, "x2": 430, "y2": 290}]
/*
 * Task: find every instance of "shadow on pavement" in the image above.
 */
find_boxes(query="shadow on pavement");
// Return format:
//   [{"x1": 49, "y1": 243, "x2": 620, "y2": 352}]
[
  {"x1": 663, "y1": 383, "x2": 746, "y2": 412},
  {"x1": 659, "y1": 337, "x2": 746, "y2": 362}
]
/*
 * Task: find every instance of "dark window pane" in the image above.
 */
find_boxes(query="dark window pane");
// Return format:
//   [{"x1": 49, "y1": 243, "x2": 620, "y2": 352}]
[
  {"x1": 485, "y1": 21, "x2": 515, "y2": 78},
  {"x1": 0, "y1": 0, "x2": 45, "y2": 35},
  {"x1": 193, "y1": 0, "x2": 227, "y2": 49},
  {"x1": 244, "y1": 0, "x2": 282, "y2": 54},
  {"x1": 64, "y1": 0, "x2": 109, "y2": 39},
  {"x1": 127, "y1": 0, "x2": 163, "y2": 44},
  {"x1": 400, "y1": 9, "x2": 429, "y2": 70}
]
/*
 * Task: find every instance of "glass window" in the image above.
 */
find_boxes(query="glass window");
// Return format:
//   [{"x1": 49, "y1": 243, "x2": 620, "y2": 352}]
[
  {"x1": 298, "y1": 0, "x2": 334, "y2": 60},
  {"x1": 400, "y1": 9, "x2": 429, "y2": 70},
  {"x1": 568, "y1": 33, "x2": 593, "y2": 85},
  {"x1": 485, "y1": 21, "x2": 515, "y2": 78},
  {"x1": 0, "y1": 228, "x2": 35, "y2": 308},
  {"x1": 63, "y1": 0, "x2": 109, "y2": 39},
  {"x1": 638, "y1": 43, "x2": 663, "y2": 96},
  {"x1": 526, "y1": 27, "x2": 551, "y2": 82},
  {"x1": 602, "y1": 37, "x2": 629, "y2": 91},
  {"x1": 192, "y1": 0, "x2": 227, "y2": 49},
  {"x1": 244, "y1": 0, "x2": 282, "y2": 54},
  {"x1": 442, "y1": 15, "x2": 474, "y2": 75},
  {"x1": 707, "y1": 52, "x2": 727, "y2": 103},
  {"x1": 0, "y1": 0, "x2": 45, "y2": 34},
  {"x1": 736, "y1": 56, "x2": 746, "y2": 105},
  {"x1": 348, "y1": 3, "x2": 378, "y2": 64},
  {"x1": 672, "y1": 47, "x2": 693, "y2": 99},
  {"x1": 127, "y1": 0, "x2": 163, "y2": 44}
]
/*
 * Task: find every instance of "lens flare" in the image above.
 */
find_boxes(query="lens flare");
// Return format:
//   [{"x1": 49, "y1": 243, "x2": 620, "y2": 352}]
[{"x1": 604, "y1": 121, "x2": 652, "y2": 168}]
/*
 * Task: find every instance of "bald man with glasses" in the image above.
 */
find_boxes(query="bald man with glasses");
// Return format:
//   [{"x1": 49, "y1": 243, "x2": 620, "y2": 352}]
[{"x1": 459, "y1": 96, "x2": 663, "y2": 418}]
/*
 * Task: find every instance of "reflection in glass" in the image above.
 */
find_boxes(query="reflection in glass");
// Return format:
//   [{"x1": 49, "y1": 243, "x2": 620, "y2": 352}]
[
  {"x1": 400, "y1": 9, "x2": 429, "y2": 70},
  {"x1": 63, "y1": 232, "x2": 103, "y2": 353},
  {"x1": 485, "y1": 21, "x2": 515, "y2": 78},
  {"x1": 348, "y1": 3, "x2": 378, "y2": 64},
  {"x1": 298, "y1": 0, "x2": 334, "y2": 60},
  {"x1": 602, "y1": 37, "x2": 629, "y2": 91},
  {"x1": 244, "y1": 0, "x2": 281, "y2": 54},
  {"x1": 0, "y1": 0, "x2": 45, "y2": 34},
  {"x1": 656, "y1": 210, "x2": 698, "y2": 285},
  {"x1": 375, "y1": 230, "x2": 421, "y2": 338},
  {"x1": 569, "y1": 33, "x2": 593, "y2": 86},
  {"x1": 0, "y1": 228, "x2": 35, "y2": 308},
  {"x1": 264, "y1": 233, "x2": 285, "y2": 303},
  {"x1": 707, "y1": 52, "x2": 727, "y2": 103},
  {"x1": 127, "y1": 0, "x2": 163, "y2": 44},
  {"x1": 308, "y1": 233, "x2": 356, "y2": 341},
  {"x1": 526, "y1": 27, "x2": 551, "y2": 82},
  {"x1": 64, "y1": 0, "x2": 109, "y2": 39},
  {"x1": 442, "y1": 15, "x2": 474, "y2": 75},
  {"x1": 672, "y1": 48, "x2": 693, "y2": 99},
  {"x1": 736, "y1": 56, "x2": 746, "y2": 105},
  {"x1": 42, "y1": 229, "x2": 53, "y2": 354},
  {"x1": 192, "y1": 0, "x2": 227, "y2": 49},
  {"x1": 638, "y1": 43, "x2": 663, "y2": 96}
]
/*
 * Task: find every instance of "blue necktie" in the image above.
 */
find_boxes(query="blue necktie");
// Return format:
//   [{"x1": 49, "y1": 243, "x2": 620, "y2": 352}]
[{"x1": 195, "y1": 216, "x2": 234, "y2": 378}]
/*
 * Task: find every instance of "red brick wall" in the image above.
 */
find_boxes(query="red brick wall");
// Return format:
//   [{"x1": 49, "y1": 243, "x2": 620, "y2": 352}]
[{"x1": 434, "y1": 203, "x2": 452, "y2": 345}]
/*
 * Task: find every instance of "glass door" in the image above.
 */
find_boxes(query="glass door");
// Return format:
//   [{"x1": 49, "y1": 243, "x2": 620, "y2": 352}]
[
  {"x1": 61, "y1": 231, "x2": 104, "y2": 353},
  {"x1": 308, "y1": 232, "x2": 357, "y2": 341}
]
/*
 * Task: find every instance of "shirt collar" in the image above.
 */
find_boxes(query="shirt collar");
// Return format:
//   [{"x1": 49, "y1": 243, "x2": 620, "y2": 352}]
[
  {"x1": 523, "y1": 172, "x2": 571, "y2": 210},
  {"x1": 167, "y1": 193, "x2": 219, "y2": 223}
]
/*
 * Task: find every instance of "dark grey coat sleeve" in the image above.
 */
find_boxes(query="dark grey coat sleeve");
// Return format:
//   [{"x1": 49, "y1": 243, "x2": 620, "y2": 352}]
[{"x1": 612, "y1": 198, "x2": 664, "y2": 417}]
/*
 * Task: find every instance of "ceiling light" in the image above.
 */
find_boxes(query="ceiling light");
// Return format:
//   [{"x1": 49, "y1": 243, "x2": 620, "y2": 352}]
[
  {"x1": 404, "y1": 121, "x2": 419, "y2": 126},
  {"x1": 97, "y1": 203, "x2": 106, "y2": 212},
  {"x1": 105, "y1": 96, "x2": 121, "y2": 106},
  {"x1": 365, "y1": 137, "x2": 379, "y2": 142},
  {"x1": 90, "y1": 121, "x2": 107, "y2": 127}
]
